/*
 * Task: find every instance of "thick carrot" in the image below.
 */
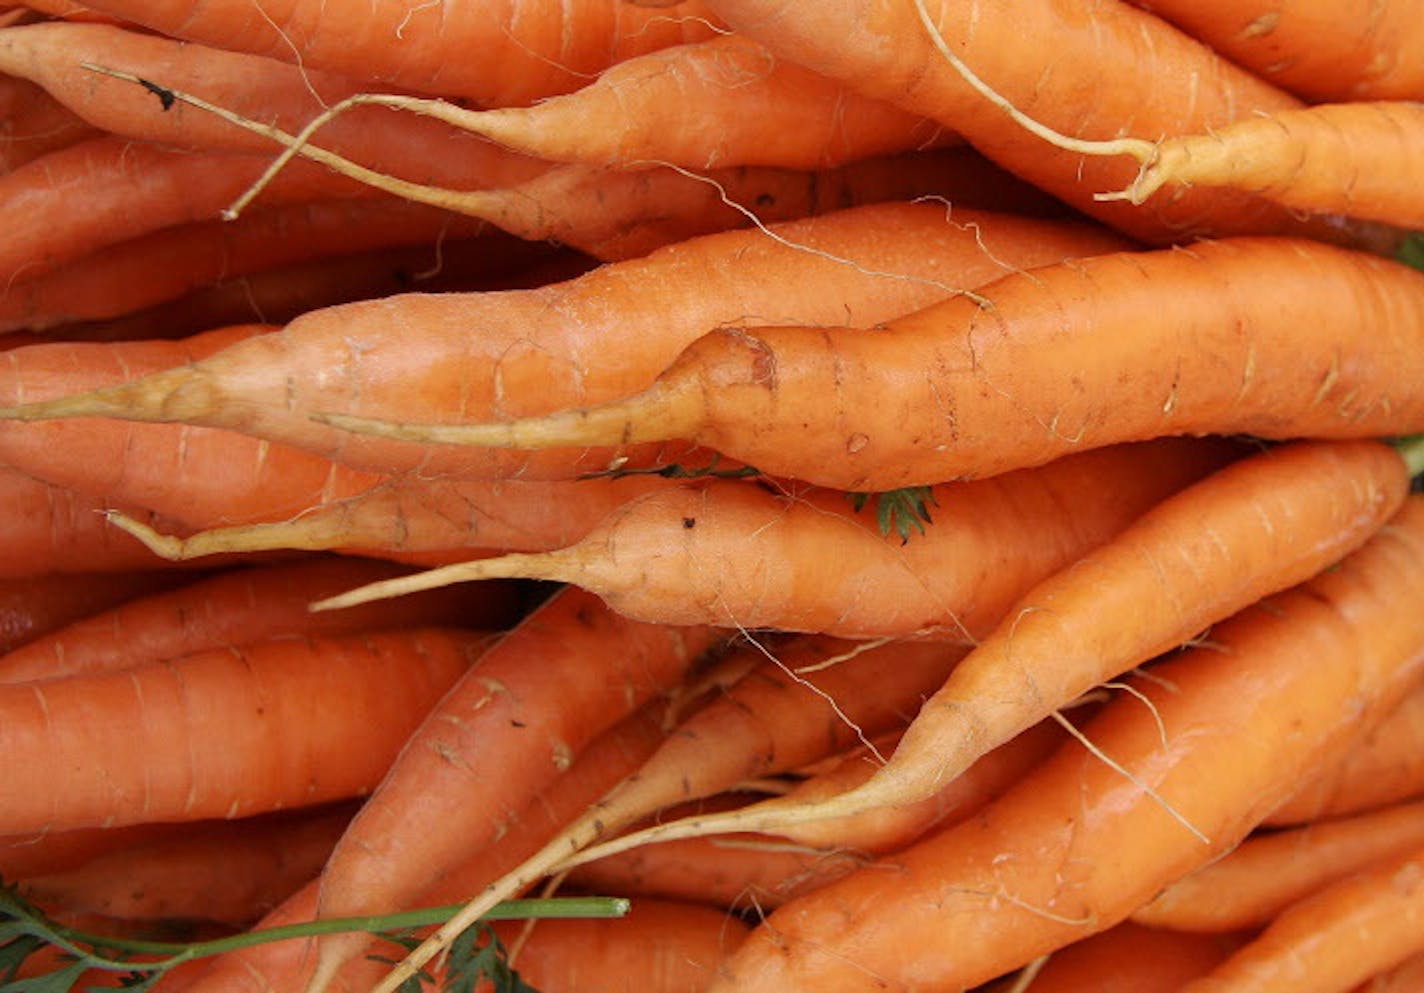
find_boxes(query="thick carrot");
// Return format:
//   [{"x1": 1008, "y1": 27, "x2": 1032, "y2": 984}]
[
  {"x1": 336, "y1": 238, "x2": 1424, "y2": 490},
  {"x1": 0, "y1": 202, "x2": 1130, "y2": 481},
  {"x1": 694, "y1": 0, "x2": 1375, "y2": 246},
  {"x1": 0, "y1": 626, "x2": 489, "y2": 834},
  {"x1": 0, "y1": 557, "x2": 519, "y2": 683},
  {"x1": 64, "y1": 0, "x2": 724, "y2": 106},
  {"x1": 311, "y1": 439, "x2": 1237, "y2": 640},
  {"x1": 1134, "y1": 799, "x2": 1424, "y2": 933},
  {"x1": 1178, "y1": 840, "x2": 1424, "y2": 993},
  {"x1": 1111, "y1": 102, "x2": 1424, "y2": 227},
  {"x1": 1012, "y1": 922, "x2": 1247, "y2": 993},
  {"x1": 1267, "y1": 683, "x2": 1424, "y2": 826},
  {"x1": 305, "y1": 587, "x2": 719, "y2": 992},
  {"x1": 0, "y1": 569, "x2": 189, "y2": 654},
  {"x1": 18, "y1": 803, "x2": 353, "y2": 926},
  {"x1": 1127, "y1": 1, "x2": 1424, "y2": 102},
  {"x1": 0, "y1": 21, "x2": 548, "y2": 186},
  {"x1": 690, "y1": 496, "x2": 1424, "y2": 993},
  {"x1": 391, "y1": 436, "x2": 1407, "y2": 964},
  {"x1": 298, "y1": 34, "x2": 953, "y2": 171}
]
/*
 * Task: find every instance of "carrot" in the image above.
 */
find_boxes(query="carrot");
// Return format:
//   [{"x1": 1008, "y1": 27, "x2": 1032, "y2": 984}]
[
  {"x1": 305, "y1": 587, "x2": 720, "y2": 992},
  {"x1": 0, "y1": 569, "x2": 189, "y2": 654},
  {"x1": 0, "y1": 821, "x2": 198, "y2": 880},
  {"x1": 1126, "y1": 1, "x2": 1424, "y2": 102},
  {"x1": 0, "y1": 74, "x2": 94, "y2": 173},
  {"x1": 0, "y1": 197, "x2": 495, "y2": 333},
  {"x1": 0, "y1": 21, "x2": 547, "y2": 186},
  {"x1": 0, "y1": 626, "x2": 490, "y2": 834},
  {"x1": 309, "y1": 439, "x2": 1237, "y2": 640},
  {"x1": 0, "y1": 557, "x2": 519, "y2": 683},
  {"x1": 1178, "y1": 840, "x2": 1424, "y2": 993},
  {"x1": 64, "y1": 0, "x2": 725, "y2": 106},
  {"x1": 326, "y1": 237, "x2": 1424, "y2": 490},
  {"x1": 0, "y1": 201, "x2": 1130, "y2": 481},
  {"x1": 1008, "y1": 922, "x2": 1247, "y2": 993},
  {"x1": 382, "y1": 436, "x2": 1409, "y2": 981},
  {"x1": 1267, "y1": 683, "x2": 1424, "y2": 826},
  {"x1": 1134, "y1": 799, "x2": 1424, "y2": 933},
  {"x1": 276, "y1": 33, "x2": 954, "y2": 172},
  {"x1": 17, "y1": 803, "x2": 354, "y2": 926},
  {"x1": 1355, "y1": 950, "x2": 1424, "y2": 992},
  {"x1": 690, "y1": 0, "x2": 1382, "y2": 246},
  {"x1": 1107, "y1": 102, "x2": 1424, "y2": 228},
  {"x1": 685, "y1": 496, "x2": 1424, "y2": 993}
]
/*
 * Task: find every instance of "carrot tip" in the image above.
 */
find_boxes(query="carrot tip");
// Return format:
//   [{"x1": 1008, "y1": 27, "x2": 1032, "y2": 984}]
[{"x1": 103, "y1": 510, "x2": 187, "y2": 560}]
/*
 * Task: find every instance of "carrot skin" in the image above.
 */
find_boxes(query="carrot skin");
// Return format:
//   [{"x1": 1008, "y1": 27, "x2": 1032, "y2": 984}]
[
  {"x1": 1019, "y1": 922, "x2": 1247, "y2": 993},
  {"x1": 707, "y1": 497, "x2": 1424, "y2": 992},
  {"x1": 0, "y1": 627, "x2": 489, "y2": 833},
  {"x1": 0, "y1": 570, "x2": 191, "y2": 654}
]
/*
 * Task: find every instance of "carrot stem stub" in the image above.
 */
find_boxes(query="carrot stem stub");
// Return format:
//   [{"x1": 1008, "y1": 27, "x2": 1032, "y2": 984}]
[{"x1": 313, "y1": 237, "x2": 1424, "y2": 490}]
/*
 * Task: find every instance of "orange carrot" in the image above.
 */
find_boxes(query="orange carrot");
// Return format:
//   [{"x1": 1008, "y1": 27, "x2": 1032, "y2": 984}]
[
  {"x1": 0, "y1": 202, "x2": 1129, "y2": 481},
  {"x1": 0, "y1": 626, "x2": 490, "y2": 834},
  {"x1": 336, "y1": 238, "x2": 1424, "y2": 490},
  {"x1": 1178, "y1": 840, "x2": 1424, "y2": 993},
  {"x1": 306, "y1": 587, "x2": 720, "y2": 991},
  {"x1": 689, "y1": 496, "x2": 1424, "y2": 993},
  {"x1": 0, "y1": 821, "x2": 198, "y2": 880},
  {"x1": 0, "y1": 75, "x2": 94, "y2": 173},
  {"x1": 1135, "y1": 799, "x2": 1424, "y2": 933},
  {"x1": 1011, "y1": 922, "x2": 1247, "y2": 993},
  {"x1": 1267, "y1": 684, "x2": 1424, "y2": 826},
  {"x1": 310, "y1": 439, "x2": 1236, "y2": 639},
  {"x1": 1127, "y1": 1, "x2": 1424, "y2": 102},
  {"x1": 17, "y1": 803, "x2": 354, "y2": 926},
  {"x1": 65, "y1": 0, "x2": 725, "y2": 106},
  {"x1": 0, "y1": 557, "x2": 519, "y2": 683},
  {"x1": 0, "y1": 569, "x2": 190, "y2": 654},
  {"x1": 1110, "y1": 102, "x2": 1424, "y2": 228}
]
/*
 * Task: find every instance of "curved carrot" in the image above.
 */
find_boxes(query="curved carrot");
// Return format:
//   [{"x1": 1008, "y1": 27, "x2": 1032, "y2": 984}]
[
  {"x1": 0, "y1": 557, "x2": 519, "y2": 683},
  {"x1": 692, "y1": 496, "x2": 1424, "y2": 993},
  {"x1": 1134, "y1": 799, "x2": 1424, "y2": 933},
  {"x1": 1267, "y1": 683, "x2": 1424, "y2": 826},
  {"x1": 0, "y1": 626, "x2": 489, "y2": 834},
  {"x1": 66, "y1": 0, "x2": 724, "y2": 106},
  {"x1": 1178, "y1": 840, "x2": 1424, "y2": 993},
  {"x1": 323, "y1": 238, "x2": 1424, "y2": 490},
  {"x1": 305, "y1": 588, "x2": 720, "y2": 992},
  {"x1": 1127, "y1": 1, "x2": 1424, "y2": 102},
  {"x1": 0, "y1": 202, "x2": 1129, "y2": 481},
  {"x1": 1112, "y1": 102, "x2": 1424, "y2": 228},
  {"x1": 310, "y1": 439, "x2": 1236, "y2": 639}
]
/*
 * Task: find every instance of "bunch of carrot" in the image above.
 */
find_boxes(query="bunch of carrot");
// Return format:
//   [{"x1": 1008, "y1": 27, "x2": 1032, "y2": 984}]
[{"x1": 4, "y1": 1, "x2": 1424, "y2": 992}]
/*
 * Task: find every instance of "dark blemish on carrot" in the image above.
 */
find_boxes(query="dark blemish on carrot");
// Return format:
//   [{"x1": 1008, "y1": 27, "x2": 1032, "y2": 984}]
[
  {"x1": 510, "y1": 719, "x2": 527, "y2": 728},
  {"x1": 682, "y1": 517, "x2": 696, "y2": 529},
  {"x1": 137, "y1": 77, "x2": 177, "y2": 111}
]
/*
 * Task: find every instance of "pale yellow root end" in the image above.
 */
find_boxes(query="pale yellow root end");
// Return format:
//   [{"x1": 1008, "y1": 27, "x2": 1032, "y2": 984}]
[
  {"x1": 104, "y1": 510, "x2": 337, "y2": 560},
  {"x1": 309, "y1": 552, "x2": 568, "y2": 611}
]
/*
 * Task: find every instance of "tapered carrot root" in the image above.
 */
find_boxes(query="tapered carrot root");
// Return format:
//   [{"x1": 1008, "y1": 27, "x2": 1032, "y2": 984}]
[
  {"x1": 311, "y1": 439, "x2": 1234, "y2": 639},
  {"x1": 1012, "y1": 922, "x2": 1247, "y2": 993},
  {"x1": 305, "y1": 588, "x2": 720, "y2": 992},
  {"x1": 301, "y1": 34, "x2": 952, "y2": 171},
  {"x1": 0, "y1": 202, "x2": 1128, "y2": 481},
  {"x1": 1179, "y1": 840, "x2": 1424, "y2": 993},
  {"x1": 1113, "y1": 102, "x2": 1424, "y2": 227},
  {"x1": 697, "y1": 497, "x2": 1424, "y2": 993},
  {"x1": 1267, "y1": 683, "x2": 1424, "y2": 826},
  {"x1": 1127, "y1": 1, "x2": 1424, "y2": 102},
  {"x1": 0, "y1": 627, "x2": 490, "y2": 834},
  {"x1": 1134, "y1": 799, "x2": 1424, "y2": 933},
  {"x1": 0, "y1": 570, "x2": 189, "y2": 655},
  {"x1": 0, "y1": 557, "x2": 519, "y2": 683},
  {"x1": 321, "y1": 238, "x2": 1424, "y2": 490},
  {"x1": 67, "y1": 0, "x2": 724, "y2": 106}
]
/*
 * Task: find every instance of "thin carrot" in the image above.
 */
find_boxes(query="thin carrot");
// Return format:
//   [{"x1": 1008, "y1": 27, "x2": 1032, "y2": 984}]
[
  {"x1": 1125, "y1": 1, "x2": 1424, "y2": 102},
  {"x1": 1134, "y1": 799, "x2": 1424, "y2": 933},
  {"x1": 1009, "y1": 922, "x2": 1247, "y2": 993},
  {"x1": 687, "y1": 496, "x2": 1424, "y2": 993},
  {"x1": 0, "y1": 821, "x2": 197, "y2": 880},
  {"x1": 0, "y1": 626, "x2": 490, "y2": 834},
  {"x1": 304, "y1": 587, "x2": 720, "y2": 992},
  {"x1": 64, "y1": 0, "x2": 725, "y2": 106},
  {"x1": 313, "y1": 238, "x2": 1424, "y2": 490},
  {"x1": 308, "y1": 439, "x2": 1236, "y2": 640},
  {"x1": 382, "y1": 437, "x2": 1410, "y2": 981},
  {"x1": 0, "y1": 569, "x2": 190, "y2": 654},
  {"x1": 1267, "y1": 682, "x2": 1424, "y2": 826},
  {"x1": 17, "y1": 803, "x2": 354, "y2": 926},
  {"x1": 1177, "y1": 840, "x2": 1424, "y2": 993},
  {"x1": 0, "y1": 74, "x2": 94, "y2": 173},
  {"x1": 0, "y1": 201, "x2": 1129, "y2": 481},
  {"x1": 0, "y1": 557, "x2": 519, "y2": 683}
]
